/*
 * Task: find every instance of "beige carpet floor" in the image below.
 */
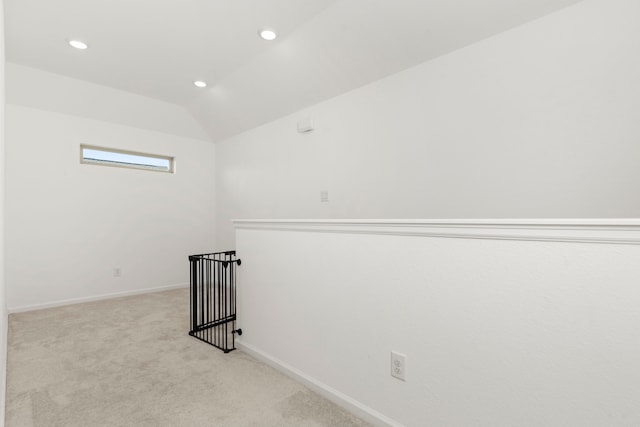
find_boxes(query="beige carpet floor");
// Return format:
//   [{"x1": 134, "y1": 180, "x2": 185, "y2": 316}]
[{"x1": 6, "y1": 288, "x2": 372, "y2": 427}]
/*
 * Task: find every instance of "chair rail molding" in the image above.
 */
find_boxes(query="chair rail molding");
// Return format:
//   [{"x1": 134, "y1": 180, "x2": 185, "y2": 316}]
[{"x1": 232, "y1": 219, "x2": 640, "y2": 245}]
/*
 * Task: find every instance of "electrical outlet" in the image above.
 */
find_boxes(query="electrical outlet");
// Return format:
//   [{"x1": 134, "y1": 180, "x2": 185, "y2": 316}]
[
  {"x1": 113, "y1": 267, "x2": 122, "y2": 277},
  {"x1": 391, "y1": 351, "x2": 406, "y2": 381},
  {"x1": 320, "y1": 190, "x2": 329, "y2": 203}
]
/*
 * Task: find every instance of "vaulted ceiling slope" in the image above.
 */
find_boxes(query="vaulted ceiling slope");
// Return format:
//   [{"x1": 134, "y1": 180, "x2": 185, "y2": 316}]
[{"x1": 5, "y1": 0, "x2": 584, "y2": 142}]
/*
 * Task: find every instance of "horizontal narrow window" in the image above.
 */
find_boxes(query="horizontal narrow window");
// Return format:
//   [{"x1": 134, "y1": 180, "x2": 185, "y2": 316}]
[{"x1": 81, "y1": 145, "x2": 174, "y2": 173}]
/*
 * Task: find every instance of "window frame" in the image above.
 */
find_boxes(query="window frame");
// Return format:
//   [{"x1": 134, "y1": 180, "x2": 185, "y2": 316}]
[{"x1": 80, "y1": 144, "x2": 175, "y2": 174}]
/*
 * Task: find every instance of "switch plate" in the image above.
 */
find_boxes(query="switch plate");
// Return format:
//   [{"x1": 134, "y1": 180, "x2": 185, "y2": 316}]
[{"x1": 391, "y1": 351, "x2": 406, "y2": 381}]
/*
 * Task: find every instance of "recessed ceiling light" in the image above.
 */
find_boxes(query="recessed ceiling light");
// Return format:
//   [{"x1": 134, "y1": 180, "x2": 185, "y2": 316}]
[
  {"x1": 68, "y1": 39, "x2": 88, "y2": 50},
  {"x1": 259, "y1": 29, "x2": 277, "y2": 41},
  {"x1": 193, "y1": 80, "x2": 207, "y2": 88}
]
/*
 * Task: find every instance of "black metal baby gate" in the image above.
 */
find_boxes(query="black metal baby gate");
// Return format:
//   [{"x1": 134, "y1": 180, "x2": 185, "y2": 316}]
[{"x1": 188, "y1": 251, "x2": 242, "y2": 353}]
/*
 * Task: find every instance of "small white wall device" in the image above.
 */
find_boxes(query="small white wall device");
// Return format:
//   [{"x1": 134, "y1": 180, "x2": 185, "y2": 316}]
[{"x1": 297, "y1": 117, "x2": 314, "y2": 133}]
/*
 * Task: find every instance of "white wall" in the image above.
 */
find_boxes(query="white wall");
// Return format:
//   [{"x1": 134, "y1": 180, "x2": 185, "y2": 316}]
[
  {"x1": 5, "y1": 73, "x2": 216, "y2": 310},
  {"x1": 236, "y1": 220, "x2": 640, "y2": 426},
  {"x1": 6, "y1": 63, "x2": 209, "y2": 142},
  {"x1": 215, "y1": 0, "x2": 640, "y2": 249},
  {"x1": 1, "y1": 0, "x2": 8, "y2": 423}
]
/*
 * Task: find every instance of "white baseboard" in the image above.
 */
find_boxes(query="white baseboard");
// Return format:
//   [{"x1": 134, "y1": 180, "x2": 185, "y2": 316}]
[
  {"x1": 0, "y1": 307, "x2": 8, "y2": 426},
  {"x1": 8, "y1": 283, "x2": 189, "y2": 313},
  {"x1": 237, "y1": 340, "x2": 403, "y2": 427}
]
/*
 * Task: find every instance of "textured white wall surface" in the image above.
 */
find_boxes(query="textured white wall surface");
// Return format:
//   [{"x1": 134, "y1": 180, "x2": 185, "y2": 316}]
[
  {"x1": 1, "y1": 0, "x2": 8, "y2": 423},
  {"x1": 6, "y1": 63, "x2": 210, "y2": 142},
  {"x1": 236, "y1": 220, "x2": 640, "y2": 427},
  {"x1": 5, "y1": 104, "x2": 216, "y2": 310},
  {"x1": 215, "y1": 0, "x2": 640, "y2": 249}
]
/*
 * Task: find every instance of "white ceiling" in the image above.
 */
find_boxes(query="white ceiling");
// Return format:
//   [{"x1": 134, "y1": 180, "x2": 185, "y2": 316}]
[{"x1": 5, "y1": 0, "x2": 584, "y2": 142}]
